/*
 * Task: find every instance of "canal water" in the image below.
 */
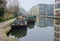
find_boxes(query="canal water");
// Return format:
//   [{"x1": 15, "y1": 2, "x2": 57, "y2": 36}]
[{"x1": 7, "y1": 18, "x2": 54, "y2": 41}]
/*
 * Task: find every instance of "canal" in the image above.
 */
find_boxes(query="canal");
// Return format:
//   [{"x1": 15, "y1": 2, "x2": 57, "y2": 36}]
[{"x1": 7, "y1": 18, "x2": 54, "y2": 41}]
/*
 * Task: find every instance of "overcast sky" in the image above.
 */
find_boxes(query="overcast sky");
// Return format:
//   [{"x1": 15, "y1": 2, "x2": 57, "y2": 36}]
[
  {"x1": 19, "y1": 0, "x2": 54, "y2": 11},
  {"x1": 7, "y1": 0, "x2": 54, "y2": 11}
]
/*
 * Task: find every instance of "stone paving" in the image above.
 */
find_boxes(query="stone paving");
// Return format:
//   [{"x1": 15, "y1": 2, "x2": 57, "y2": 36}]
[
  {"x1": 0, "y1": 29, "x2": 8, "y2": 41},
  {"x1": 0, "y1": 18, "x2": 16, "y2": 41}
]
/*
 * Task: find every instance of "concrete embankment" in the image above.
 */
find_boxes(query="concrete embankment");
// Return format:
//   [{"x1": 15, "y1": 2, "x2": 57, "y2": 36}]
[{"x1": 0, "y1": 18, "x2": 19, "y2": 41}]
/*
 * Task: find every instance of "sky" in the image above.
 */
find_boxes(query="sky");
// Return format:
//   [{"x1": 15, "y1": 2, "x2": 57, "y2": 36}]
[{"x1": 19, "y1": 0, "x2": 54, "y2": 11}]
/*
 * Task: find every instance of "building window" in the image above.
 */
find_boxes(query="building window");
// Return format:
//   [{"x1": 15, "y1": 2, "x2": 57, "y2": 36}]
[
  {"x1": 55, "y1": 10, "x2": 60, "y2": 16},
  {"x1": 55, "y1": 19, "x2": 60, "y2": 25},
  {"x1": 55, "y1": 3, "x2": 60, "y2": 9},
  {"x1": 55, "y1": 0, "x2": 60, "y2": 2},
  {"x1": 55, "y1": 32, "x2": 59, "y2": 38},
  {"x1": 55, "y1": 26, "x2": 59, "y2": 31}
]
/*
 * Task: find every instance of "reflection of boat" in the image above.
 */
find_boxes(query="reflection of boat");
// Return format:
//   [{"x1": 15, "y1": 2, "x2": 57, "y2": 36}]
[
  {"x1": 11, "y1": 16, "x2": 27, "y2": 28},
  {"x1": 27, "y1": 19, "x2": 35, "y2": 23},
  {"x1": 27, "y1": 24, "x2": 34, "y2": 29},
  {"x1": 7, "y1": 27, "x2": 27, "y2": 38}
]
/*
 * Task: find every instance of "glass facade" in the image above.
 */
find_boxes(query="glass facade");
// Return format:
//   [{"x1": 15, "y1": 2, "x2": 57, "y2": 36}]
[
  {"x1": 55, "y1": 0, "x2": 60, "y2": 2},
  {"x1": 55, "y1": 3, "x2": 60, "y2": 9}
]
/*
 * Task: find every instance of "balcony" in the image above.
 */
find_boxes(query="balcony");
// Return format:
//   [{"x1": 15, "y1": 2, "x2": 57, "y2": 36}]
[
  {"x1": 55, "y1": 0, "x2": 60, "y2": 2},
  {"x1": 55, "y1": 3, "x2": 60, "y2": 9},
  {"x1": 55, "y1": 32, "x2": 60, "y2": 39},
  {"x1": 55, "y1": 19, "x2": 60, "y2": 25}
]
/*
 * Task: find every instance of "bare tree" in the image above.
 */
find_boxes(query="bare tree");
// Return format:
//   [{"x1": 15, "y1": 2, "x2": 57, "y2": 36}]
[{"x1": 6, "y1": 0, "x2": 20, "y2": 17}]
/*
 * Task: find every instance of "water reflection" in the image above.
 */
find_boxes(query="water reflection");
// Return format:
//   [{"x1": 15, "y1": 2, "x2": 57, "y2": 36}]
[
  {"x1": 37, "y1": 17, "x2": 47, "y2": 27},
  {"x1": 27, "y1": 23, "x2": 35, "y2": 29},
  {"x1": 7, "y1": 17, "x2": 54, "y2": 41},
  {"x1": 37, "y1": 17, "x2": 54, "y2": 27},
  {"x1": 7, "y1": 27, "x2": 27, "y2": 38},
  {"x1": 19, "y1": 26, "x2": 54, "y2": 41},
  {"x1": 47, "y1": 18, "x2": 54, "y2": 26}
]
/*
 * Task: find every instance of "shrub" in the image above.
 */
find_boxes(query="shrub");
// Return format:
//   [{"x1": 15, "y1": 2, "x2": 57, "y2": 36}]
[
  {"x1": 0, "y1": 16, "x2": 15, "y2": 22},
  {"x1": 0, "y1": 18, "x2": 6, "y2": 22},
  {"x1": 7, "y1": 16, "x2": 15, "y2": 20},
  {"x1": 0, "y1": 0, "x2": 3, "y2": 4}
]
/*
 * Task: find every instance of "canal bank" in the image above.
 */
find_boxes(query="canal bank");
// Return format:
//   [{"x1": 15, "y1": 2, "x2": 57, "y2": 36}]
[
  {"x1": 6, "y1": 17, "x2": 54, "y2": 41},
  {"x1": 0, "y1": 18, "x2": 18, "y2": 41}
]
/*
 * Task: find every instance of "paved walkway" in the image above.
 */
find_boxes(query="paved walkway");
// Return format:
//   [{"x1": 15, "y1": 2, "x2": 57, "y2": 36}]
[
  {"x1": 0, "y1": 18, "x2": 16, "y2": 41},
  {"x1": 0, "y1": 18, "x2": 16, "y2": 29},
  {"x1": 0, "y1": 29, "x2": 8, "y2": 41}
]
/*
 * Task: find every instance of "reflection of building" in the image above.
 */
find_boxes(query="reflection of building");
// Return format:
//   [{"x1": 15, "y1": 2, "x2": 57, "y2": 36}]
[
  {"x1": 48, "y1": 18, "x2": 54, "y2": 26},
  {"x1": 47, "y1": 4, "x2": 54, "y2": 26},
  {"x1": 38, "y1": 18, "x2": 47, "y2": 27},
  {"x1": 54, "y1": 0, "x2": 60, "y2": 41},
  {"x1": 36, "y1": 4, "x2": 48, "y2": 26}
]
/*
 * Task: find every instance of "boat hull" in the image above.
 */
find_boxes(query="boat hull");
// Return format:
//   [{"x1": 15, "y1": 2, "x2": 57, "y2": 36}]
[
  {"x1": 11, "y1": 25, "x2": 27, "y2": 29},
  {"x1": 27, "y1": 20, "x2": 35, "y2": 24}
]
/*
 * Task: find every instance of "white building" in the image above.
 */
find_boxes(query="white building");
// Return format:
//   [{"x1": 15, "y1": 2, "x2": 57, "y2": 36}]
[
  {"x1": 36, "y1": 4, "x2": 48, "y2": 26},
  {"x1": 30, "y1": 6, "x2": 39, "y2": 16},
  {"x1": 54, "y1": 0, "x2": 60, "y2": 41}
]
